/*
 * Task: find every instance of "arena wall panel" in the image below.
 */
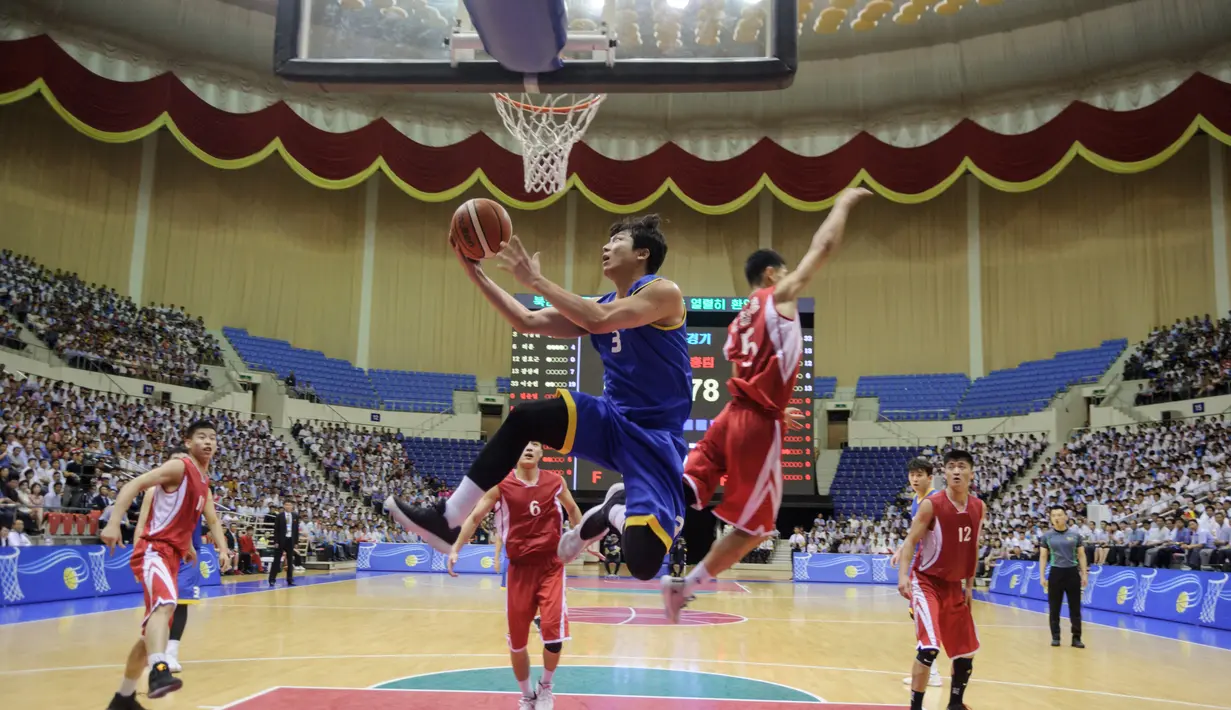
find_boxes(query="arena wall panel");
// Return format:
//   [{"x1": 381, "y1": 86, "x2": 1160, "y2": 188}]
[
  {"x1": 282, "y1": 397, "x2": 480, "y2": 438},
  {"x1": 143, "y1": 141, "x2": 366, "y2": 363},
  {"x1": 775, "y1": 188, "x2": 969, "y2": 384},
  {"x1": 0, "y1": 100, "x2": 139, "y2": 293},
  {"x1": 981, "y1": 141, "x2": 1214, "y2": 372}
]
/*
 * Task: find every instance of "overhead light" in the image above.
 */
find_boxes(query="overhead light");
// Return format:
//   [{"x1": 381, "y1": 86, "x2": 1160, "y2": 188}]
[{"x1": 665, "y1": 0, "x2": 690, "y2": 9}]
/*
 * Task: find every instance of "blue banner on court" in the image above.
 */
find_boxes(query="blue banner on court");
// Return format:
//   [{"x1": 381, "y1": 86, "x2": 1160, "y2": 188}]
[
  {"x1": 0, "y1": 544, "x2": 220, "y2": 607},
  {"x1": 989, "y1": 562, "x2": 1231, "y2": 631},
  {"x1": 356, "y1": 542, "x2": 501, "y2": 575},
  {"x1": 791, "y1": 553, "x2": 896, "y2": 585}
]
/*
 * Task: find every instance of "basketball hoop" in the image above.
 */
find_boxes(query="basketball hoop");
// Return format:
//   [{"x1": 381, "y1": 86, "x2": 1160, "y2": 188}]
[{"x1": 492, "y1": 92, "x2": 606, "y2": 195}]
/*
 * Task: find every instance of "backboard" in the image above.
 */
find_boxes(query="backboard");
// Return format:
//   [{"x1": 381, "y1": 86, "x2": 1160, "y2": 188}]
[{"x1": 273, "y1": 0, "x2": 797, "y2": 93}]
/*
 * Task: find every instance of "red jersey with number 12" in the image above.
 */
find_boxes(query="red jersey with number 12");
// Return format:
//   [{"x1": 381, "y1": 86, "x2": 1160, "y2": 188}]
[
  {"x1": 495, "y1": 470, "x2": 565, "y2": 564},
  {"x1": 724, "y1": 286, "x2": 803, "y2": 415},
  {"x1": 141, "y1": 456, "x2": 210, "y2": 557},
  {"x1": 913, "y1": 491, "x2": 984, "y2": 582}
]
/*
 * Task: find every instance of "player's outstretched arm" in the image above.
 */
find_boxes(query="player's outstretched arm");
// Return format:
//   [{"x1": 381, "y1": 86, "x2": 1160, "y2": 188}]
[
  {"x1": 494, "y1": 235, "x2": 684, "y2": 334},
  {"x1": 202, "y1": 491, "x2": 232, "y2": 572},
  {"x1": 896, "y1": 499, "x2": 934, "y2": 598},
  {"x1": 559, "y1": 486, "x2": 583, "y2": 529},
  {"x1": 774, "y1": 187, "x2": 872, "y2": 308},
  {"x1": 451, "y1": 237, "x2": 586, "y2": 338},
  {"x1": 448, "y1": 487, "x2": 501, "y2": 576},
  {"x1": 101, "y1": 459, "x2": 187, "y2": 551}
]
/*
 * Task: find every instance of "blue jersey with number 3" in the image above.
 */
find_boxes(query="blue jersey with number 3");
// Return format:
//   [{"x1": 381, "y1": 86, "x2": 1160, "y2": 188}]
[{"x1": 588, "y1": 275, "x2": 692, "y2": 432}]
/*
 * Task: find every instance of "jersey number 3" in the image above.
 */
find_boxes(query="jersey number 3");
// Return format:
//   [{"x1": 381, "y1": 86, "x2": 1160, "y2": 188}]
[
  {"x1": 611, "y1": 330, "x2": 623, "y2": 354},
  {"x1": 529, "y1": 500, "x2": 541, "y2": 517},
  {"x1": 957, "y1": 526, "x2": 972, "y2": 542}
]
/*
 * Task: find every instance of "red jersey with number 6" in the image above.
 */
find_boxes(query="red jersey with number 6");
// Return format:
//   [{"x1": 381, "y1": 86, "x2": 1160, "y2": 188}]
[
  {"x1": 495, "y1": 470, "x2": 565, "y2": 564},
  {"x1": 724, "y1": 286, "x2": 803, "y2": 415},
  {"x1": 913, "y1": 491, "x2": 984, "y2": 582}
]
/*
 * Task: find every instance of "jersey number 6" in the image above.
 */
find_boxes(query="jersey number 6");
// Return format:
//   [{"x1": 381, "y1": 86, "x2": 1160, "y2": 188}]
[{"x1": 529, "y1": 500, "x2": 541, "y2": 517}]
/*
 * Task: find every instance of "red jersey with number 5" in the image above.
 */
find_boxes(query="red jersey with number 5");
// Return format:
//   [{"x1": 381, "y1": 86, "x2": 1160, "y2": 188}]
[
  {"x1": 913, "y1": 491, "x2": 984, "y2": 582},
  {"x1": 724, "y1": 286, "x2": 803, "y2": 415},
  {"x1": 141, "y1": 456, "x2": 210, "y2": 557},
  {"x1": 495, "y1": 471, "x2": 565, "y2": 564}
]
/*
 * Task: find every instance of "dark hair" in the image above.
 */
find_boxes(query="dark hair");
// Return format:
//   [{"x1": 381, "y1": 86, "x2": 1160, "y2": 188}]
[
  {"x1": 184, "y1": 420, "x2": 216, "y2": 440},
  {"x1": 609, "y1": 214, "x2": 667, "y2": 275},
  {"x1": 906, "y1": 457, "x2": 933, "y2": 474},
  {"x1": 744, "y1": 249, "x2": 787, "y2": 286},
  {"x1": 1049, "y1": 505, "x2": 1066, "y2": 514},
  {"x1": 166, "y1": 444, "x2": 189, "y2": 456},
  {"x1": 943, "y1": 449, "x2": 974, "y2": 467}
]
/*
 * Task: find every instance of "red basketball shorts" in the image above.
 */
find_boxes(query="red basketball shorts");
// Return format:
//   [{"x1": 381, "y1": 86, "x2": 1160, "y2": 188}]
[
  {"x1": 506, "y1": 558, "x2": 569, "y2": 652},
  {"x1": 911, "y1": 572, "x2": 980, "y2": 659},
  {"x1": 130, "y1": 539, "x2": 181, "y2": 631},
  {"x1": 684, "y1": 403, "x2": 782, "y2": 536}
]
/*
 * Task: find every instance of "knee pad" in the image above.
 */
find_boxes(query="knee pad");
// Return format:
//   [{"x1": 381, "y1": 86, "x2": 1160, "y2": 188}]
[
  {"x1": 915, "y1": 648, "x2": 939, "y2": 667},
  {"x1": 622, "y1": 526, "x2": 668, "y2": 581},
  {"x1": 543, "y1": 642, "x2": 563, "y2": 654}
]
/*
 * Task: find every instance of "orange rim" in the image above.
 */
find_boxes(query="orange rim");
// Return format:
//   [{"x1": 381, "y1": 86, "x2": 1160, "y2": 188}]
[{"x1": 493, "y1": 93, "x2": 606, "y2": 114}]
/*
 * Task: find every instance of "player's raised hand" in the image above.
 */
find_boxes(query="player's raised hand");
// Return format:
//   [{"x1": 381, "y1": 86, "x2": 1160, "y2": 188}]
[
  {"x1": 494, "y1": 235, "x2": 542, "y2": 287},
  {"x1": 100, "y1": 521, "x2": 122, "y2": 554},
  {"x1": 838, "y1": 186, "x2": 873, "y2": 209},
  {"x1": 447, "y1": 550, "x2": 460, "y2": 577},
  {"x1": 449, "y1": 235, "x2": 483, "y2": 278},
  {"x1": 784, "y1": 407, "x2": 806, "y2": 431}
]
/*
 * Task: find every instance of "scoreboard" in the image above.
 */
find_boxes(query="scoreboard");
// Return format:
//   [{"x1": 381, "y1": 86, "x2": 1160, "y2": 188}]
[{"x1": 508, "y1": 294, "x2": 817, "y2": 495}]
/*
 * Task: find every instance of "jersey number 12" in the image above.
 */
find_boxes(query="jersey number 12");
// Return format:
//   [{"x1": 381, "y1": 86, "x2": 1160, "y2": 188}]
[{"x1": 957, "y1": 526, "x2": 972, "y2": 542}]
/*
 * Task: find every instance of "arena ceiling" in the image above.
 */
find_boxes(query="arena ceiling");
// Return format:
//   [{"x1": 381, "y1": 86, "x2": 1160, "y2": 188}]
[{"x1": 8, "y1": 0, "x2": 1231, "y2": 129}]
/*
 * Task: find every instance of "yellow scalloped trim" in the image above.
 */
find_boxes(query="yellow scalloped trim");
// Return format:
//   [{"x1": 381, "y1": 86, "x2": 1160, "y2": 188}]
[{"x1": 3, "y1": 78, "x2": 1229, "y2": 216}]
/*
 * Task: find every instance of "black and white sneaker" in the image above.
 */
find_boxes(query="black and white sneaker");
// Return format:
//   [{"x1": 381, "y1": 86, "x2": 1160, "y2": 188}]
[
  {"x1": 384, "y1": 496, "x2": 459, "y2": 554},
  {"x1": 147, "y1": 661, "x2": 182, "y2": 699},
  {"x1": 558, "y1": 483, "x2": 624, "y2": 563},
  {"x1": 106, "y1": 692, "x2": 146, "y2": 710}
]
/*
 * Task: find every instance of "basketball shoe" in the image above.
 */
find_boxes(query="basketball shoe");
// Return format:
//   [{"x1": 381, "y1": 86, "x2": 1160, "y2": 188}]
[
  {"x1": 660, "y1": 576, "x2": 695, "y2": 624},
  {"x1": 384, "y1": 497, "x2": 459, "y2": 553},
  {"x1": 535, "y1": 681, "x2": 555, "y2": 709},
  {"x1": 147, "y1": 660, "x2": 182, "y2": 699},
  {"x1": 558, "y1": 484, "x2": 623, "y2": 563},
  {"x1": 106, "y1": 692, "x2": 146, "y2": 710},
  {"x1": 518, "y1": 694, "x2": 537, "y2": 710}
]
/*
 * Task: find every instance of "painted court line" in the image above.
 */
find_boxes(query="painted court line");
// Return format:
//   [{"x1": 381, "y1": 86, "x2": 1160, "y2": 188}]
[{"x1": 6, "y1": 652, "x2": 1227, "y2": 708}]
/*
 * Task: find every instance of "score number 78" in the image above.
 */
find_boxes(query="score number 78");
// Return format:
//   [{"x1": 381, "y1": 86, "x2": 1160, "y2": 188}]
[{"x1": 692, "y1": 378, "x2": 721, "y2": 402}]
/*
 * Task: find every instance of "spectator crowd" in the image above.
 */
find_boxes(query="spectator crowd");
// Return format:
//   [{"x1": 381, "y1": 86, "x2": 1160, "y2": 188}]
[
  {"x1": 1126, "y1": 313, "x2": 1231, "y2": 405},
  {"x1": 0, "y1": 250, "x2": 222, "y2": 389}
]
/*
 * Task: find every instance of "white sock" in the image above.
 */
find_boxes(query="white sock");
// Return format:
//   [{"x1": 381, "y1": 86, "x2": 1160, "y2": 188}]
[
  {"x1": 148, "y1": 652, "x2": 167, "y2": 667},
  {"x1": 166, "y1": 640, "x2": 180, "y2": 658},
  {"x1": 444, "y1": 478, "x2": 485, "y2": 527},
  {"x1": 540, "y1": 668, "x2": 554, "y2": 686},
  {"x1": 119, "y1": 678, "x2": 138, "y2": 697},
  {"x1": 609, "y1": 504, "x2": 627, "y2": 533},
  {"x1": 517, "y1": 677, "x2": 533, "y2": 697},
  {"x1": 684, "y1": 561, "x2": 711, "y2": 590}
]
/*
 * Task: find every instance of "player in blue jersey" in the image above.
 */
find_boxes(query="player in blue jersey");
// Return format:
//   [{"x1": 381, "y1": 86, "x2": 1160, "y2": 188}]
[
  {"x1": 894, "y1": 456, "x2": 942, "y2": 688},
  {"x1": 134, "y1": 446, "x2": 202, "y2": 674},
  {"x1": 386, "y1": 214, "x2": 691, "y2": 580}
]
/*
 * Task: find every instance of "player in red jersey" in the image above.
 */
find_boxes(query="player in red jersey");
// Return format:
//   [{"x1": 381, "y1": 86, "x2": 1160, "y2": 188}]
[
  {"x1": 449, "y1": 442, "x2": 582, "y2": 710},
  {"x1": 897, "y1": 449, "x2": 984, "y2": 710},
  {"x1": 662, "y1": 187, "x2": 871, "y2": 621},
  {"x1": 101, "y1": 421, "x2": 232, "y2": 710}
]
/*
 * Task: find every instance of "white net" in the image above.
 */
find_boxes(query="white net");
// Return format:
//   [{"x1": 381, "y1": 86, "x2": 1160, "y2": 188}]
[
  {"x1": 872, "y1": 556, "x2": 889, "y2": 583},
  {"x1": 1133, "y1": 571, "x2": 1156, "y2": 614},
  {"x1": 1201, "y1": 574, "x2": 1228, "y2": 625},
  {"x1": 89, "y1": 548, "x2": 110, "y2": 594},
  {"x1": 357, "y1": 544, "x2": 372, "y2": 569},
  {"x1": 1082, "y1": 567, "x2": 1101, "y2": 605},
  {"x1": 0, "y1": 548, "x2": 23, "y2": 604},
  {"x1": 492, "y1": 93, "x2": 606, "y2": 195},
  {"x1": 792, "y1": 554, "x2": 809, "y2": 580}
]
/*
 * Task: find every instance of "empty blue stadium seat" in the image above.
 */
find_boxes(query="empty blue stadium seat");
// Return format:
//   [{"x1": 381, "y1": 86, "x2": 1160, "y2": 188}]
[
  {"x1": 856, "y1": 373, "x2": 970, "y2": 421},
  {"x1": 952, "y1": 339, "x2": 1126, "y2": 419}
]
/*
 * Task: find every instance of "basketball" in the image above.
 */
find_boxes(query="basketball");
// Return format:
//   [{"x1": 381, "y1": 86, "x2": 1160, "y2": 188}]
[{"x1": 450, "y1": 198, "x2": 512, "y2": 261}]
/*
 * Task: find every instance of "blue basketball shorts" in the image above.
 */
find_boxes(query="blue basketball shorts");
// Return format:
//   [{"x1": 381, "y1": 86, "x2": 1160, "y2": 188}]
[
  {"x1": 176, "y1": 555, "x2": 203, "y2": 605},
  {"x1": 557, "y1": 390, "x2": 686, "y2": 548}
]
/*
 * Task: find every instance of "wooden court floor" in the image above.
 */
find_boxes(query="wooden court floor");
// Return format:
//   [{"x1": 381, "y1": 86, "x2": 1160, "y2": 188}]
[{"x1": 4, "y1": 570, "x2": 1230, "y2": 710}]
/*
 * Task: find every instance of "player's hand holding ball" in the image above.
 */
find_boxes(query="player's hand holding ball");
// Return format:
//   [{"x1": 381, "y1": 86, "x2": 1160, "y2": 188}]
[{"x1": 449, "y1": 197, "x2": 512, "y2": 275}]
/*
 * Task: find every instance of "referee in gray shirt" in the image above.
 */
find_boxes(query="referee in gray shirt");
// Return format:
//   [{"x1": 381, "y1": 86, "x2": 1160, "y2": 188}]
[{"x1": 1039, "y1": 506, "x2": 1088, "y2": 648}]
